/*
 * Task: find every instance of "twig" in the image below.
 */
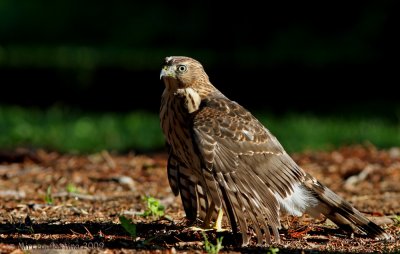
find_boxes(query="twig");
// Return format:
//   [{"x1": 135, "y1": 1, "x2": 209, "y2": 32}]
[
  {"x1": 101, "y1": 150, "x2": 116, "y2": 169},
  {"x1": 52, "y1": 191, "x2": 107, "y2": 201},
  {"x1": 0, "y1": 190, "x2": 26, "y2": 199},
  {"x1": 344, "y1": 165, "x2": 376, "y2": 190}
]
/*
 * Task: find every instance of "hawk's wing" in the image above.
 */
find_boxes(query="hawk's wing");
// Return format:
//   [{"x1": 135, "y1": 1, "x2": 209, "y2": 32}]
[
  {"x1": 192, "y1": 96, "x2": 307, "y2": 244},
  {"x1": 167, "y1": 152, "x2": 210, "y2": 222}
]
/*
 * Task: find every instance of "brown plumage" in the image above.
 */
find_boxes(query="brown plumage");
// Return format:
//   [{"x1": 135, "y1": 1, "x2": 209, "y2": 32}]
[{"x1": 159, "y1": 56, "x2": 392, "y2": 245}]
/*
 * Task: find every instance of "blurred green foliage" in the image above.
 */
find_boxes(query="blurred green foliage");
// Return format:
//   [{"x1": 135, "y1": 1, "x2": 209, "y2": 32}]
[
  {"x1": 0, "y1": 106, "x2": 164, "y2": 153},
  {"x1": 0, "y1": 1, "x2": 393, "y2": 70},
  {"x1": 0, "y1": 2, "x2": 397, "y2": 154},
  {"x1": 256, "y1": 113, "x2": 400, "y2": 152},
  {"x1": 0, "y1": 2, "x2": 396, "y2": 117},
  {"x1": 0, "y1": 106, "x2": 398, "y2": 153},
  {"x1": 0, "y1": 46, "x2": 189, "y2": 70}
]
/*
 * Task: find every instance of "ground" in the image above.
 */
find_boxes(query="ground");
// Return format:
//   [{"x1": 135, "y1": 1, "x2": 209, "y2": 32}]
[{"x1": 0, "y1": 145, "x2": 399, "y2": 253}]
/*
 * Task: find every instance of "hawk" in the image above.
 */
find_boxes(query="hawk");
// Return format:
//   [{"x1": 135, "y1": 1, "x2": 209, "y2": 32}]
[{"x1": 159, "y1": 56, "x2": 391, "y2": 245}]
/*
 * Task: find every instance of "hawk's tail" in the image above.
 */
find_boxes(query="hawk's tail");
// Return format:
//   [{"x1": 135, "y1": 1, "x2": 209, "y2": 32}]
[{"x1": 303, "y1": 174, "x2": 392, "y2": 241}]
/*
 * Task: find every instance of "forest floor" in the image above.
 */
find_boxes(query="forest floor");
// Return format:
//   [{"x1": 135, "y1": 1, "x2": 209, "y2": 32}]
[{"x1": 0, "y1": 145, "x2": 399, "y2": 253}]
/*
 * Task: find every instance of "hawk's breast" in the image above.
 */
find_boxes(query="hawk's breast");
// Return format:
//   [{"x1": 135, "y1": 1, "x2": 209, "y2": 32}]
[{"x1": 160, "y1": 90, "x2": 202, "y2": 170}]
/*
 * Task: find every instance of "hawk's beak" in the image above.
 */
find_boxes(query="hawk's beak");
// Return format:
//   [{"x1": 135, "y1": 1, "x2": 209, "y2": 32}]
[{"x1": 160, "y1": 66, "x2": 176, "y2": 80}]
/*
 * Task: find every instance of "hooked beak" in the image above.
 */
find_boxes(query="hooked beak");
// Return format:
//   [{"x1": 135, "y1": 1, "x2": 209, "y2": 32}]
[{"x1": 160, "y1": 66, "x2": 176, "y2": 80}]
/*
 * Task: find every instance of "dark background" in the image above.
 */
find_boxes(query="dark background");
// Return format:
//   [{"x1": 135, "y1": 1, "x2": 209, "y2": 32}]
[{"x1": 0, "y1": 1, "x2": 398, "y2": 119}]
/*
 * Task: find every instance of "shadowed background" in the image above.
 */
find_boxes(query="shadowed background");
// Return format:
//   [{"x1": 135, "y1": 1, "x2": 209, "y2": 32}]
[{"x1": 0, "y1": 1, "x2": 398, "y2": 152}]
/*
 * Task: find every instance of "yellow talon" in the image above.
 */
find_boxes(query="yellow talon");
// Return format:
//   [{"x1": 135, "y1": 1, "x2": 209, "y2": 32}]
[
  {"x1": 189, "y1": 226, "x2": 208, "y2": 231},
  {"x1": 212, "y1": 208, "x2": 226, "y2": 232},
  {"x1": 189, "y1": 208, "x2": 227, "y2": 232}
]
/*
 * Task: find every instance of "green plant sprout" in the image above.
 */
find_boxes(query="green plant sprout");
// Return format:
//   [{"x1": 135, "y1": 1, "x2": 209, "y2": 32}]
[
  {"x1": 66, "y1": 183, "x2": 78, "y2": 193},
  {"x1": 139, "y1": 196, "x2": 165, "y2": 219},
  {"x1": 44, "y1": 186, "x2": 53, "y2": 205},
  {"x1": 202, "y1": 232, "x2": 223, "y2": 254},
  {"x1": 393, "y1": 215, "x2": 400, "y2": 225},
  {"x1": 267, "y1": 246, "x2": 279, "y2": 254}
]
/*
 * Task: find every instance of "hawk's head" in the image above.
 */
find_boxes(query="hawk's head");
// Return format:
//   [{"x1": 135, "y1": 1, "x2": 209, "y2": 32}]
[{"x1": 160, "y1": 56, "x2": 209, "y2": 91}]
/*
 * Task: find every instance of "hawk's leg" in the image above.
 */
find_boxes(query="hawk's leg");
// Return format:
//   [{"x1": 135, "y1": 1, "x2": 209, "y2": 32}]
[
  {"x1": 189, "y1": 200, "x2": 215, "y2": 231},
  {"x1": 189, "y1": 202, "x2": 227, "y2": 232},
  {"x1": 202, "y1": 200, "x2": 215, "y2": 228},
  {"x1": 212, "y1": 208, "x2": 224, "y2": 232},
  {"x1": 203, "y1": 200, "x2": 228, "y2": 231}
]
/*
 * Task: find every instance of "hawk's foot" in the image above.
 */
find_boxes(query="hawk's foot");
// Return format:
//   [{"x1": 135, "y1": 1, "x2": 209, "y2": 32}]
[
  {"x1": 189, "y1": 209, "x2": 228, "y2": 232},
  {"x1": 188, "y1": 226, "x2": 212, "y2": 231},
  {"x1": 212, "y1": 208, "x2": 227, "y2": 232}
]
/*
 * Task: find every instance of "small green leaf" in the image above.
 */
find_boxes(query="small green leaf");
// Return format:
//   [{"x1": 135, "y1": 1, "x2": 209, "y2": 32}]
[
  {"x1": 202, "y1": 232, "x2": 223, "y2": 254},
  {"x1": 44, "y1": 186, "x2": 53, "y2": 205},
  {"x1": 66, "y1": 183, "x2": 78, "y2": 193},
  {"x1": 394, "y1": 215, "x2": 400, "y2": 225},
  {"x1": 139, "y1": 196, "x2": 165, "y2": 219},
  {"x1": 267, "y1": 247, "x2": 279, "y2": 254},
  {"x1": 119, "y1": 215, "x2": 137, "y2": 238}
]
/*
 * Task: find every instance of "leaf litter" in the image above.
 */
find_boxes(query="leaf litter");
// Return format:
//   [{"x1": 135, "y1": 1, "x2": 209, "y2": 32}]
[{"x1": 0, "y1": 145, "x2": 399, "y2": 253}]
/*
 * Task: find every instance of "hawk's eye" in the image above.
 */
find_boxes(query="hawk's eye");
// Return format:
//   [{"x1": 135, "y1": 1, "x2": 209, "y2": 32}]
[{"x1": 177, "y1": 65, "x2": 187, "y2": 73}]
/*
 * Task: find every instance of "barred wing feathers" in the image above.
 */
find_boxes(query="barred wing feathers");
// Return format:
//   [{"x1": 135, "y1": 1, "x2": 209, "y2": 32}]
[{"x1": 192, "y1": 96, "x2": 308, "y2": 244}]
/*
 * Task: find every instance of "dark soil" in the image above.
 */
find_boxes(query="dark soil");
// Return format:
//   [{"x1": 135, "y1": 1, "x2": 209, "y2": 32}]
[{"x1": 1, "y1": 145, "x2": 399, "y2": 253}]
